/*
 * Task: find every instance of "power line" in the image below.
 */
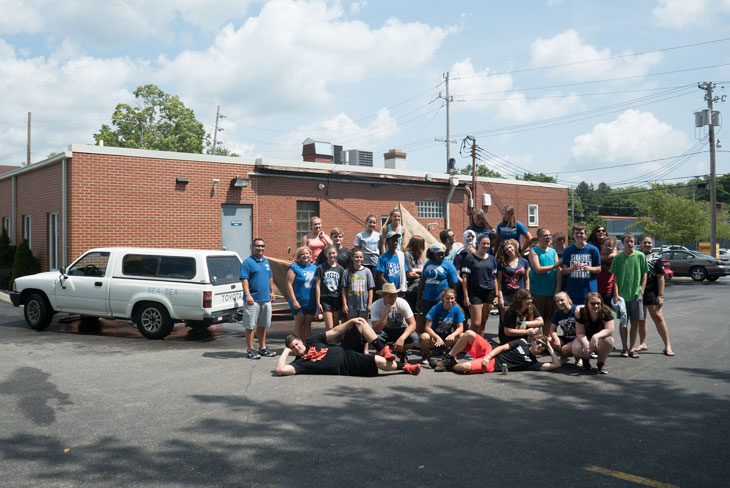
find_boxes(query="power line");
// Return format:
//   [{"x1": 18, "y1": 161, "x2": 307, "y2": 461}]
[{"x1": 450, "y1": 37, "x2": 730, "y2": 80}]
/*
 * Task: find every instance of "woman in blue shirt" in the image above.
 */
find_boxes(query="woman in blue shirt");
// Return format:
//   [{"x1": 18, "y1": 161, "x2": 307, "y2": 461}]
[
  {"x1": 286, "y1": 246, "x2": 318, "y2": 339},
  {"x1": 420, "y1": 288, "x2": 465, "y2": 363},
  {"x1": 494, "y1": 204, "x2": 532, "y2": 254}
]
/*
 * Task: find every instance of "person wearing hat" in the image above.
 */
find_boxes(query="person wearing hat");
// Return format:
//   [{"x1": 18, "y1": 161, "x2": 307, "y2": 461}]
[
  {"x1": 370, "y1": 282, "x2": 419, "y2": 359},
  {"x1": 417, "y1": 242, "x2": 459, "y2": 320},
  {"x1": 376, "y1": 230, "x2": 410, "y2": 293}
]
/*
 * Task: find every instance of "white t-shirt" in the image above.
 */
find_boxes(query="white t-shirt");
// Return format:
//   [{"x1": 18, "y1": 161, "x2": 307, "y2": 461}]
[
  {"x1": 370, "y1": 297, "x2": 414, "y2": 329},
  {"x1": 353, "y1": 230, "x2": 381, "y2": 267}
]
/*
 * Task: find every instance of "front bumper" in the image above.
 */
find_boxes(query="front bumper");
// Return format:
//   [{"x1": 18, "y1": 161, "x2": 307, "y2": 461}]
[{"x1": 9, "y1": 291, "x2": 21, "y2": 307}]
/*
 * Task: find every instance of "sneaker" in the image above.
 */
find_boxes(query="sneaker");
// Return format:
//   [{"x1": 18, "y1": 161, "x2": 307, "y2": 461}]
[
  {"x1": 597, "y1": 362, "x2": 608, "y2": 374},
  {"x1": 464, "y1": 353, "x2": 474, "y2": 360},
  {"x1": 590, "y1": 352, "x2": 598, "y2": 359},
  {"x1": 582, "y1": 358, "x2": 592, "y2": 371},
  {"x1": 376, "y1": 345, "x2": 396, "y2": 361},
  {"x1": 434, "y1": 355, "x2": 457, "y2": 372},
  {"x1": 427, "y1": 357, "x2": 441, "y2": 369},
  {"x1": 420, "y1": 353, "x2": 431, "y2": 365},
  {"x1": 402, "y1": 363, "x2": 421, "y2": 375},
  {"x1": 247, "y1": 348, "x2": 261, "y2": 359},
  {"x1": 575, "y1": 358, "x2": 583, "y2": 368},
  {"x1": 258, "y1": 347, "x2": 276, "y2": 357}
]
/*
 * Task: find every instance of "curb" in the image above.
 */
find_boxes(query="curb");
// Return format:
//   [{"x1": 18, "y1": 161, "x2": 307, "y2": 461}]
[{"x1": 0, "y1": 291, "x2": 11, "y2": 304}]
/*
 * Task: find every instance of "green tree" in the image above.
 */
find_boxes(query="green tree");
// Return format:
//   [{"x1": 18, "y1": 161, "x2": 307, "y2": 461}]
[
  {"x1": 459, "y1": 164, "x2": 504, "y2": 178},
  {"x1": 10, "y1": 239, "x2": 40, "y2": 288},
  {"x1": 205, "y1": 145, "x2": 240, "y2": 157},
  {"x1": 516, "y1": 172, "x2": 557, "y2": 183},
  {"x1": 94, "y1": 84, "x2": 206, "y2": 153},
  {"x1": 636, "y1": 189, "x2": 705, "y2": 244}
]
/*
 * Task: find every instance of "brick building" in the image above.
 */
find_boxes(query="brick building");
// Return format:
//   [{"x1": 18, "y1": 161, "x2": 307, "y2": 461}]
[{"x1": 0, "y1": 144, "x2": 568, "y2": 271}]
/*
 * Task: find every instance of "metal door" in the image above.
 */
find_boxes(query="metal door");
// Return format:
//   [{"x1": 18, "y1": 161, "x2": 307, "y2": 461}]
[{"x1": 221, "y1": 205, "x2": 252, "y2": 261}]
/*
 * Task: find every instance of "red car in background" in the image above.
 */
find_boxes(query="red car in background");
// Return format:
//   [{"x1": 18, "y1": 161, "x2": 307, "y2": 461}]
[{"x1": 663, "y1": 259, "x2": 673, "y2": 280}]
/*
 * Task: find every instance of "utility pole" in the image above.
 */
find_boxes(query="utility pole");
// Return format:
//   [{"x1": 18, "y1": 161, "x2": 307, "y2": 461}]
[
  {"x1": 698, "y1": 82, "x2": 721, "y2": 258},
  {"x1": 469, "y1": 136, "x2": 477, "y2": 204},
  {"x1": 212, "y1": 105, "x2": 226, "y2": 154},
  {"x1": 26, "y1": 112, "x2": 31, "y2": 166},
  {"x1": 435, "y1": 72, "x2": 456, "y2": 173}
]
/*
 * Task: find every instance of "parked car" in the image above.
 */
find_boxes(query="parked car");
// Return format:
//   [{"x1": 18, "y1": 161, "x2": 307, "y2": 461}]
[
  {"x1": 718, "y1": 248, "x2": 730, "y2": 261},
  {"x1": 10, "y1": 247, "x2": 244, "y2": 339},
  {"x1": 660, "y1": 250, "x2": 730, "y2": 282},
  {"x1": 663, "y1": 259, "x2": 673, "y2": 281}
]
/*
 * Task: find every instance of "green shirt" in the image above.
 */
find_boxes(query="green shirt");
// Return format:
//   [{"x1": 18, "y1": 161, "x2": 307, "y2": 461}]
[{"x1": 610, "y1": 251, "x2": 648, "y2": 301}]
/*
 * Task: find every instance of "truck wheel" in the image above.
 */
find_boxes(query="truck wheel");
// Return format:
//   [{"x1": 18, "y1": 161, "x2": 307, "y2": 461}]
[
  {"x1": 135, "y1": 303, "x2": 174, "y2": 339},
  {"x1": 690, "y1": 266, "x2": 707, "y2": 282},
  {"x1": 25, "y1": 293, "x2": 53, "y2": 330}
]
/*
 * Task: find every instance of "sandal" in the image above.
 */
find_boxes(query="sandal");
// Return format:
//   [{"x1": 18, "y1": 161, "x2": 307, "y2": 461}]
[
  {"x1": 628, "y1": 350, "x2": 639, "y2": 359},
  {"x1": 663, "y1": 349, "x2": 675, "y2": 357},
  {"x1": 620, "y1": 349, "x2": 629, "y2": 358}
]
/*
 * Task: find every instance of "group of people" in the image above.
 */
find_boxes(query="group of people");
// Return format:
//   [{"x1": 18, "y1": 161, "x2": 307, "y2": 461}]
[{"x1": 238, "y1": 207, "x2": 675, "y2": 378}]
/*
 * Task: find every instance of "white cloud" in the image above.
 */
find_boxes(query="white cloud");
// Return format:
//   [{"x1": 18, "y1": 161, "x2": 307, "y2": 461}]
[
  {"x1": 450, "y1": 59, "x2": 583, "y2": 122},
  {"x1": 571, "y1": 109, "x2": 691, "y2": 165},
  {"x1": 156, "y1": 0, "x2": 450, "y2": 116},
  {"x1": 0, "y1": 40, "x2": 139, "y2": 159},
  {"x1": 547, "y1": 0, "x2": 563, "y2": 6},
  {"x1": 0, "y1": 0, "x2": 254, "y2": 44},
  {"x1": 529, "y1": 29, "x2": 662, "y2": 81},
  {"x1": 350, "y1": 0, "x2": 368, "y2": 14},
  {"x1": 652, "y1": 0, "x2": 730, "y2": 29}
]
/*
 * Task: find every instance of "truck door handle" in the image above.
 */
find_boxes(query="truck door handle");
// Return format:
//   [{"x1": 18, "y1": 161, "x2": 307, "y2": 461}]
[{"x1": 95, "y1": 282, "x2": 103, "y2": 287}]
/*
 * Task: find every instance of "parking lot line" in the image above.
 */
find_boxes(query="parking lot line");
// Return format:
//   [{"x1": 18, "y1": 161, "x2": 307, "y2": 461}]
[{"x1": 585, "y1": 465, "x2": 680, "y2": 487}]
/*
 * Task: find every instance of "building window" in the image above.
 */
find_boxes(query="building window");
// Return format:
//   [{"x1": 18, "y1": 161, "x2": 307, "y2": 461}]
[
  {"x1": 528, "y1": 204, "x2": 539, "y2": 227},
  {"x1": 23, "y1": 215, "x2": 31, "y2": 248},
  {"x1": 49, "y1": 213, "x2": 59, "y2": 270},
  {"x1": 417, "y1": 201, "x2": 444, "y2": 219},
  {"x1": 296, "y1": 201, "x2": 319, "y2": 246}
]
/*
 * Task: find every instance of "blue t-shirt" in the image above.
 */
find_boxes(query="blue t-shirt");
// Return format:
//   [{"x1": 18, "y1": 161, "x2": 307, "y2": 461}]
[
  {"x1": 376, "y1": 252, "x2": 410, "y2": 291},
  {"x1": 551, "y1": 305, "x2": 577, "y2": 340},
  {"x1": 288, "y1": 263, "x2": 317, "y2": 311},
  {"x1": 421, "y1": 259, "x2": 459, "y2": 302},
  {"x1": 239, "y1": 255, "x2": 272, "y2": 302},
  {"x1": 496, "y1": 221, "x2": 528, "y2": 243},
  {"x1": 529, "y1": 246, "x2": 558, "y2": 297},
  {"x1": 425, "y1": 303, "x2": 465, "y2": 338},
  {"x1": 561, "y1": 244, "x2": 601, "y2": 304}
]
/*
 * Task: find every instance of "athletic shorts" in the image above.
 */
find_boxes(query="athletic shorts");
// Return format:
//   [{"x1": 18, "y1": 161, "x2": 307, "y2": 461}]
[
  {"x1": 643, "y1": 291, "x2": 659, "y2": 306},
  {"x1": 468, "y1": 289, "x2": 496, "y2": 306},
  {"x1": 377, "y1": 326, "x2": 419, "y2": 345},
  {"x1": 560, "y1": 336, "x2": 575, "y2": 344},
  {"x1": 625, "y1": 296, "x2": 644, "y2": 320},
  {"x1": 464, "y1": 334, "x2": 495, "y2": 374},
  {"x1": 241, "y1": 301, "x2": 272, "y2": 330},
  {"x1": 320, "y1": 296, "x2": 342, "y2": 312},
  {"x1": 347, "y1": 310, "x2": 369, "y2": 319},
  {"x1": 532, "y1": 295, "x2": 555, "y2": 324},
  {"x1": 292, "y1": 308, "x2": 315, "y2": 317}
]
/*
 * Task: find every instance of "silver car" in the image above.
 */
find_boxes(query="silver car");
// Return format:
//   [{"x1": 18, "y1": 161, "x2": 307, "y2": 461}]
[{"x1": 660, "y1": 250, "x2": 730, "y2": 282}]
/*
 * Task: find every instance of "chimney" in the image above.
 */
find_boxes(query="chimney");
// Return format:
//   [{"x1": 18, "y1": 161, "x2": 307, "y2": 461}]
[
  {"x1": 302, "y1": 138, "x2": 333, "y2": 163},
  {"x1": 384, "y1": 149, "x2": 406, "y2": 170}
]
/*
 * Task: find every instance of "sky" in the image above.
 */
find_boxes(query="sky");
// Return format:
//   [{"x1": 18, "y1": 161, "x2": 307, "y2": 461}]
[{"x1": 1, "y1": 0, "x2": 730, "y2": 188}]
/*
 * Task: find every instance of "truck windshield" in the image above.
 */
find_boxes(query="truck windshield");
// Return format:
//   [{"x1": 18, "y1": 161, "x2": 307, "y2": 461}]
[{"x1": 207, "y1": 256, "x2": 242, "y2": 285}]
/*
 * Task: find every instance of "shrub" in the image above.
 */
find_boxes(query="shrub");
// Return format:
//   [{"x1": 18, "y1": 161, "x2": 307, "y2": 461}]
[{"x1": 10, "y1": 239, "x2": 40, "y2": 288}]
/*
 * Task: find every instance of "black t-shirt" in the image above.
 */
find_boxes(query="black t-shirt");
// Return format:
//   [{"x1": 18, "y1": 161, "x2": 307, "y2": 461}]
[
  {"x1": 291, "y1": 332, "x2": 377, "y2": 376},
  {"x1": 496, "y1": 339, "x2": 542, "y2": 371},
  {"x1": 576, "y1": 308, "x2": 615, "y2": 339},
  {"x1": 316, "y1": 247, "x2": 352, "y2": 269},
  {"x1": 316, "y1": 263, "x2": 345, "y2": 299},
  {"x1": 644, "y1": 252, "x2": 665, "y2": 294},
  {"x1": 498, "y1": 305, "x2": 542, "y2": 344},
  {"x1": 461, "y1": 253, "x2": 497, "y2": 294}
]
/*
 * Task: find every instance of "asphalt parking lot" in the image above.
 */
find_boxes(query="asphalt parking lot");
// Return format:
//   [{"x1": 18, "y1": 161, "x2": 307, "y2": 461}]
[{"x1": 1, "y1": 277, "x2": 728, "y2": 487}]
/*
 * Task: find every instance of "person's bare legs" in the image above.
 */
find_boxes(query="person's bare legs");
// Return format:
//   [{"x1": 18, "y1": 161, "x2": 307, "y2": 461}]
[
  {"x1": 245, "y1": 328, "x2": 256, "y2": 350},
  {"x1": 255, "y1": 326, "x2": 267, "y2": 349},
  {"x1": 469, "y1": 305, "x2": 484, "y2": 336},
  {"x1": 596, "y1": 336, "x2": 614, "y2": 363},
  {"x1": 636, "y1": 313, "x2": 649, "y2": 351},
  {"x1": 647, "y1": 305, "x2": 674, "y2": 355},
  {"x1": 629, "y1": 319, "x2": 640, "y2": 354},
  {"x1": 322, "y1": 311, "x2": 334, "y2": 331},
  {"x1": 619, "y1": 325, "x2": 629, "y2": 352},
  {"x1": 294, "y1": 315, "x2": 313, "y2": 339}
]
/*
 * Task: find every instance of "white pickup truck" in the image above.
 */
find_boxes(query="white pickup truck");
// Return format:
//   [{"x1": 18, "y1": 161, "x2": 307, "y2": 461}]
[{"x1": 10, "y1": 247, "x2": 244, "y2": 339}]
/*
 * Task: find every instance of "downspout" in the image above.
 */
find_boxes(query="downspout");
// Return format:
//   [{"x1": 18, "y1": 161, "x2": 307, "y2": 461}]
[
  {"x1": 62, "y1": 157, "x2": 68, "y2": 267},
  {"x1": 11, "y1": 175, "x2": 16, "y2": 245}
]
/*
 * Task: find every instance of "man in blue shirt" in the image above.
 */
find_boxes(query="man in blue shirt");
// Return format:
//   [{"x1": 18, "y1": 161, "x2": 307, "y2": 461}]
[
  {"x1": 561, "y1": 224, "x2": 601, "y2": 305},
  {"x1": 240, "y1": 238, "x2": 277, "y2": 359},
  {"x1": 376, "y1": 231, "x2": 410, "y2": 292}
]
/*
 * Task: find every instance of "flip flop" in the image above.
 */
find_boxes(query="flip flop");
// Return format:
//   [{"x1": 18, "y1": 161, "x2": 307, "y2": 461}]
[
  {"x1": 663, "y1": 349, "x2": 675, "y2": 357},
  {"x1": 634, "y1": 345, "x2": 648, "y2": 352},
  {"x1": 629, "y1": 350, "x2": 639, "y2": 359},
  {"x1": 620, "y1": 349, "x2": 629, "y2": 358}
]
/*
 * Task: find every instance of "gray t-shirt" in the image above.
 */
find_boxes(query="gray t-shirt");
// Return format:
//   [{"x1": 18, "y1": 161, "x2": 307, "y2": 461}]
[
  {"x1": 342, "y1": 267, "x2": 375, "y2": 313},
  {"x1": 353, "y1": 230, "x2": 381, "y2": 267},
  {"x1": 370, "y1": 297, "x2": 414, "y2": 329}
]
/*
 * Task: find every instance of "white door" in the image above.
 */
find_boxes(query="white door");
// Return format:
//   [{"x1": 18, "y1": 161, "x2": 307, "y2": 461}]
[
  {"x1": 54, "y1": 251, "x2": 112, "y2": 316},
  {"x1": 221, "y1": 205, "x2": 252, "y2": 260}
]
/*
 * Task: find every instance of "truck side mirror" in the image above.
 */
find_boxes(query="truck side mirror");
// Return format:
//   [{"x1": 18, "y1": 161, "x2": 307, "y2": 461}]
[{"x1": 59, "y1": 266, "x2": 67, "y2": 276}]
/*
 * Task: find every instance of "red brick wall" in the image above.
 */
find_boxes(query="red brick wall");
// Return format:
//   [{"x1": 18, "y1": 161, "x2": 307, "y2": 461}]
[
  {"x1": 4, "y1": 150, "x2": 568, "y2": 271},
  {"x1": 0, "y1": 163, "x2": 64, "y2": 270}
]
